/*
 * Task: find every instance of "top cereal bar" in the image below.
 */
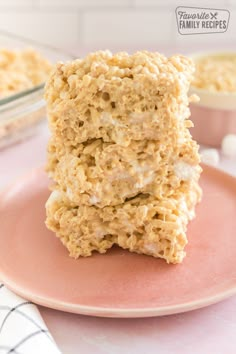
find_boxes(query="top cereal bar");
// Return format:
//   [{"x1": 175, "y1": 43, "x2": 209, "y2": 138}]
[{"x1": 45, "y1": 50, "x2": 194, "y2": 147}]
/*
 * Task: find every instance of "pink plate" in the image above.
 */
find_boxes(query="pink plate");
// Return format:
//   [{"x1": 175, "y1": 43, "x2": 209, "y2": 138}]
[{"x1": 0, "y1": 165, "x2": 236, "y2": 318}]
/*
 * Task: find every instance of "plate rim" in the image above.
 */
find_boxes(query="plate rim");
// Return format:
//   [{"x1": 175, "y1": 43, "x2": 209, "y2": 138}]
[{"x1": 1, "y1": 272, "x2": 236, "y2": 318}]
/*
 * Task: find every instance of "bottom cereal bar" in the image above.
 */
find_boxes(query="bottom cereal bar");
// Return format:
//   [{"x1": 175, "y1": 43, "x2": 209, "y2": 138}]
[{"x1": 45, "y1": 181, "x2": 201, "y2": 264}]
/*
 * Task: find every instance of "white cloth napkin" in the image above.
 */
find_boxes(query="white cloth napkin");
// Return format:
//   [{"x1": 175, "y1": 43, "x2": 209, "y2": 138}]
[{"x1": 0, "y1": 284, "x2": 61, "y2": 354}]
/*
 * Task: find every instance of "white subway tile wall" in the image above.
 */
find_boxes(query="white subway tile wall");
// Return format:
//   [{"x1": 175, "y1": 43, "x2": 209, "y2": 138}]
[
  {"x1": 0, "y1": 12, "x2": 79, "y2": 48},
  {"x1": 83, "y1": 11, "x2": 174, "y2": 45},
  {"x1": 0, "y1": 0, "x2": 233, "y2": 54},
  {"x1": 134, "y1": 0, "x2": 228, "y2": 6},
  {"x1": 38, "y1": 0, "x2": 132, "y2": 8},
  {"x1": 0, "y1": 0, "x2": 34, "y2": 7}
]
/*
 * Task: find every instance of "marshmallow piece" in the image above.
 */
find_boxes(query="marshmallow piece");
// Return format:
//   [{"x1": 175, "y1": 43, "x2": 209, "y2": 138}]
[
  {"x1": 201, "y1": 148, "x2": 220, "y2": 167},
  {"x1": 221, "y1": 134, "x2": 236, "y2": 157},
  {"x1": 174, "y1": 161, "x2": 197, "y2": 181}
]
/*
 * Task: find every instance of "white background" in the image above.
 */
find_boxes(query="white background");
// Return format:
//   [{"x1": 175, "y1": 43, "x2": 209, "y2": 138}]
[{"x1": 0, "y1": 0, "x2": 235, "y2": 54}]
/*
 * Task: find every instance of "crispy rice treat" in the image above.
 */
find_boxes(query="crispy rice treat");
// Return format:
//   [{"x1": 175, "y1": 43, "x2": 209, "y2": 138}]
[
  {"x1": 46, "y1": 181, "x2": 201, "y2": 264},
  {"x1": 45, "y1": 50, "x2": 202, "y2": 264},
  {"x1": 47, "y1": 136, "x2": 200, "y2": 207},
  {"x1": 0, "y1": 48, "x2": 52, "y2": 98},
  {"x1": 192, "y1": 54, "x2": 236, "y2": 93},
  {"x1": 45, "y1": 51, "x2": 193, "y2": 146}
]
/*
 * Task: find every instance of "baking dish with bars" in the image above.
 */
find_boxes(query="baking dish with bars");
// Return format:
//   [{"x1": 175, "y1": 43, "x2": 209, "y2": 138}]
[{"x1": 0, "y1": 30, "x2": 74, "y2": 149}]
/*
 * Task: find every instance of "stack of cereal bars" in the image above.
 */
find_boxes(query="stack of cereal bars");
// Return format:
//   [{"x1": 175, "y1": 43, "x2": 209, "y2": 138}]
[{"x1": 45, "y1": 51, "x2": 202, "y2": 264}]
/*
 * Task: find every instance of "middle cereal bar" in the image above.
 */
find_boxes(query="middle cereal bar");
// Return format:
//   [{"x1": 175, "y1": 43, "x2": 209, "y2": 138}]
[{"x1": 47, "y1": 136, "x2": 199, "y2": 207}]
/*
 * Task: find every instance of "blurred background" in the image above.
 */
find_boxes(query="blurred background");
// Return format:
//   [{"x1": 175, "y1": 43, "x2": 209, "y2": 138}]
[{"x1": 0, "y1": 0, "x2": 235, "y2": 55}]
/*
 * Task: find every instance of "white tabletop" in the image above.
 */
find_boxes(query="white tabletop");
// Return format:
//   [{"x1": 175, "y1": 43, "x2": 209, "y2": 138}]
[{"x1": 1, "y1": 126, "x2": 236, "y2": 354}]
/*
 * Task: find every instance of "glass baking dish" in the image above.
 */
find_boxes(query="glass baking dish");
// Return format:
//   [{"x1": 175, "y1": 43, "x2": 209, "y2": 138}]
[{"x1": 0, "y1": 30, "x2": 74, "y2": 149}]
